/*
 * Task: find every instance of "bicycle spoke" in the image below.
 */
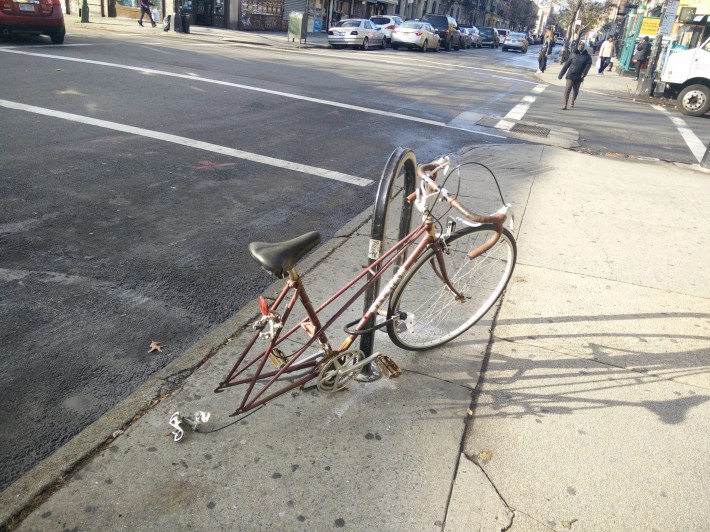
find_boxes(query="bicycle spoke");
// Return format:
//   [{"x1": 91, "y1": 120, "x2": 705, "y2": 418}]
[{"x1": 387, "y1": 226, "x2": 516, "y2": 350}]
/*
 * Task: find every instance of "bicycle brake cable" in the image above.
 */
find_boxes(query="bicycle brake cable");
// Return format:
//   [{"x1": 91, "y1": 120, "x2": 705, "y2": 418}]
[{"x1": 200, "y1": 404, "x2": 265, "y2": 434}]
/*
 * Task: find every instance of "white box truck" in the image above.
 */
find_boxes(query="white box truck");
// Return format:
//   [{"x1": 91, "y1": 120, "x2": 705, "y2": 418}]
[{"x1": 658, "y1": 37, "x2": 710, "y2": 116}]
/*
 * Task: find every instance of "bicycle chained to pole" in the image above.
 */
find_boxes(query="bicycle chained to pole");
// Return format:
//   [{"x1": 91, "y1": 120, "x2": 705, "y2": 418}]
[{"x1": 170, "y1": 147, "x2": 517, "y2": 439}]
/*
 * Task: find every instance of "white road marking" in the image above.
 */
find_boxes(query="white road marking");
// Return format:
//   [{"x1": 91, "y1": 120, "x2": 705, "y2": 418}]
[
  {"x1": 0, "y1": 48, "x2": 504, "y2": 137},
  {"x1": 652, "y1": 105, "x2": 706, "y2": 163},
  {"x1": 495, "y1": 83, "x2": 546, "y2": 130},
  {"x1": 0, "y1": 98, "x2": 373, "y2": 186}
]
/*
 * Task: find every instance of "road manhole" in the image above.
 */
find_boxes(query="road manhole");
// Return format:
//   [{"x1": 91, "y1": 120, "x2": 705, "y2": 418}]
[{"x1": 510, "y1": 123, "x2": 550, "y2": 137}]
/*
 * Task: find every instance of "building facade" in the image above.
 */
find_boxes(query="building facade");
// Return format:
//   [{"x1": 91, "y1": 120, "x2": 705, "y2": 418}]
[{"x1": 65, "y1": 0, "x2": 539, "y2": 33}]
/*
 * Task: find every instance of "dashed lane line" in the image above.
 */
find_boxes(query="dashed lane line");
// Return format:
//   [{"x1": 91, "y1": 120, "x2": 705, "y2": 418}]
[
  {"x1": 0, "y1": 48, "x2": 505, "y2": 138},
  {"x1": 0, "y1": 98, "x2": 373, "y2": 186},
  {"x1": 495, "y1": 83, "x2": 547, "y2": 131}
]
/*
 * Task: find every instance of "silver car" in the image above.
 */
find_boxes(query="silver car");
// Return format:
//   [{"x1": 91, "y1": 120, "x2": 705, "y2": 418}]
[
  {"x1": 391, "y1": 21, "x2": 440, "y2": 52},
  {"x1": 466, "y1": 26, "x2": 482, "y2": 48},
  {"x1": 328, "y1": 19, "x2": 386, "y2": 50}
]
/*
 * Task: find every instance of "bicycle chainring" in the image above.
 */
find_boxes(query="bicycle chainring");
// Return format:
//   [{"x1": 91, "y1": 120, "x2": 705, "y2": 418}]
[{"x1": 317, "y1": 349, "x2": 365, "y2": 394}]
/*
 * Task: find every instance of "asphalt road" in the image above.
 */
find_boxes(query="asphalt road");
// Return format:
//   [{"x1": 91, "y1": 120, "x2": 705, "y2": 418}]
[{"x1": 1, "y1": 30, "x2": 707, "y2": 490}]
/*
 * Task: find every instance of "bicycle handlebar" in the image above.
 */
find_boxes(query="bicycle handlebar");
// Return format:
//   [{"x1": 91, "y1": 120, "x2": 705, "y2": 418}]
[{"x1": 407, "y1": 156, "x2": 508, "y2": 259}]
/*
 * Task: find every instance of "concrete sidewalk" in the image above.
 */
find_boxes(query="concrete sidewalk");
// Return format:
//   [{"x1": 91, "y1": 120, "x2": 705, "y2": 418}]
[
  {"x1": 2, "y1": 143, "x2": 709, "y2": 531},
  {"x1": 63, "y1": 13, "x2": 331, "y2": 48}
]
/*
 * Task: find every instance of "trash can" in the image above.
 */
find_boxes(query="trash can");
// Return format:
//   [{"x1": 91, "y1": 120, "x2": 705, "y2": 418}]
[{"x1": 179, "y1": 8, "x2": 191, "y2": 34}]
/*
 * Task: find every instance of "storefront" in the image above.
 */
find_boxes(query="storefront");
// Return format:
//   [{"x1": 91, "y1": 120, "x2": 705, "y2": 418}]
[{"x1": 674, "y1": 14, "x2": 710, "y2": 49}]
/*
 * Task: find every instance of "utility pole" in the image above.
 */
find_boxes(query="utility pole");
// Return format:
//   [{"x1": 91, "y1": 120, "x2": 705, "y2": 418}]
[
  {"x1": 81, "y1": 0, "x2": 89, "y2": 21},
  {"x1": 637, "y1": 0, "x2": 679, "y2": 97}
]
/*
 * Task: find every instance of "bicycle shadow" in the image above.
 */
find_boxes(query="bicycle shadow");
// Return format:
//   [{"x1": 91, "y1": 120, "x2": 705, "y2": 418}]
[
  {"x1": 485, "y1": 310, "x2": 709, "y2": 425},
  {"x1": 380, "y1": 308, "x2": 710, "y2": 426}
]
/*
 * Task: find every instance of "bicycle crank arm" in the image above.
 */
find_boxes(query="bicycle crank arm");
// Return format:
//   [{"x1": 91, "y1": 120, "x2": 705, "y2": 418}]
[{"x1": 318, "y1": 351, "x2": 386, "y2": 393}]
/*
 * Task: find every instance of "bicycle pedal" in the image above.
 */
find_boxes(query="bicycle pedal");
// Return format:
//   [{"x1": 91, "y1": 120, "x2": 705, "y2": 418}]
[
  {"x1": 268, "y1": 348, "x2": 287, "y2": 368},
  {"x1": 375, "y1": 355, "x2": 402, "y2": 378}
]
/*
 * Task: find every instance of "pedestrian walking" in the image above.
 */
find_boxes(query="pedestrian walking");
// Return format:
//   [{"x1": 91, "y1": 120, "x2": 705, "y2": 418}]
[
  {"x1": 606, "y1": 36, "x2": 617, "y2": 71},
  {"x1": 633, "y1": 36, "x2": 652, "y2": 80},
  {"x1": 593, "y1": 36, "x2": 601, "y2": 54},
  {"x1": 138, "y1": 0, "x2": 156, "y2": 27},
  {"x1": 537, "y1": 33, "x2": 554, "y2": 73},
  {"x1": 597, "y1": 36, "x2": 614, "y2": 74},
  {"x1": 558, "y1": 40, "x2": 592, "y2": 110}
]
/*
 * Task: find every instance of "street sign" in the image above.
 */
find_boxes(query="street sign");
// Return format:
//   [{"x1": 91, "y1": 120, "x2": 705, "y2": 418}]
[
  {"x1": 659, "y1": 0, "x2": 680, "y2": 35},
  {"x1": 640, "y1": 17, "x2": 660, "y2": 36}
]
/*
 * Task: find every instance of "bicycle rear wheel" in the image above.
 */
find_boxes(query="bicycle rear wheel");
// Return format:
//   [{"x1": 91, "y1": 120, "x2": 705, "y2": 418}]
[{"x1": 386, "y1": 225, "x2": 516, "y2": 351}]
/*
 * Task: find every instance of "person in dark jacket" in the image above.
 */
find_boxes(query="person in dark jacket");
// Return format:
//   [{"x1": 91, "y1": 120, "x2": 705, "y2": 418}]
[
  {"x1": 558, "y1": 40, "x2": 592, "y2": 110},
  {"x1": 138, "y1": 0, "x2": 156, "y2": 27},
  {"x1": 633, "y1": 36, "x2": 652, "y2": 80},
  {"x1": 537, "y1": 34, "x2": 554, "y2": 73}
]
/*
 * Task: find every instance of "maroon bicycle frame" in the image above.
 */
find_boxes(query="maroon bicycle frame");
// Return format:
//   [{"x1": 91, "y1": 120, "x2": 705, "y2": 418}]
[{"x1": 215, "y1": 222, "x2": 440, "y2": 416}]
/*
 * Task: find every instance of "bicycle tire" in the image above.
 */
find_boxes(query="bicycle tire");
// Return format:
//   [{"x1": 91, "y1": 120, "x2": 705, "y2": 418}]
[{"x1": 386, "y1": 225, "x2": 516, "y2": 351}]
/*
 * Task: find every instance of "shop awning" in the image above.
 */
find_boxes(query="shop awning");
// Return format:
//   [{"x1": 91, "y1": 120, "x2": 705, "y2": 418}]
[{"x1": 688, "y1": 14, "x2": 710, "y2": 25}]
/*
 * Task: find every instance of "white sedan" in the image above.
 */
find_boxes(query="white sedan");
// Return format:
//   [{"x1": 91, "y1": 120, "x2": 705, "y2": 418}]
[
  {"x1": 370, "y1": 15, "x2": 403, "y2": 45},
  {"x1": 391, "y1": 21, "x2": 440, "y2": 52},
  {"x1": 327, "y1": 19, "x2": 386, "y2": 50}
]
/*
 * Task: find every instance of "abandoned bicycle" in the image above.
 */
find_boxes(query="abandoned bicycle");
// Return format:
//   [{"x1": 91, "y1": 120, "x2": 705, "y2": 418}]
[{"x1": 214, "y1": 147, "x2": 517, "y2": 416}]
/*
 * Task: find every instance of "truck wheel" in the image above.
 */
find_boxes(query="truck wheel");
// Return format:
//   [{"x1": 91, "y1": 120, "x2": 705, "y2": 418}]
[{"x1": 678, "y1": 84, "x2": 710, "y2": 117}]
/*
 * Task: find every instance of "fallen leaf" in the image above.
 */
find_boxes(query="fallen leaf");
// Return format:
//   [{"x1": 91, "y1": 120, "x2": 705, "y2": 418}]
[
  {"x1": 148, "y1": 340, "x2": 164, "y2": 353},
  {"x1": 478, "y1": 450, "x2": 493, "y2": 461},
  {"x1": 561, "y1": 519, "x2": 578, "y2": 529}
]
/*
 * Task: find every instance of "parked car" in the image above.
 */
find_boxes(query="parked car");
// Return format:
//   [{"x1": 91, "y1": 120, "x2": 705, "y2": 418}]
[
  {"x1": 421, "y1": 13, "x2": 460, "y2": 51},
  {"x1": 502, "y1": 31, "x2": 529, "y2": 53},
  {"x1": 458, "y1": 27, "x2": 473, "y2": 49},
  {"x1": 0, "y1": 0, "x2": 65, "y2": 44},
  {"x1": 496, "y1": 28, "x2": 509, "y2": 42},
  {"x1": 391, "y1": 21, "x2": 440, "y2": 52},
  {"x1": 369, "y1": 15, "x2": 403, "y2": 45},
  {"x1": 468, "y1": 26, "x2": 482, "y2": 48},
  {"x1": 327, "y1": 18, "x2": 386, "y2": 50},
  {"x1": 477, "y1": 26, "x2": 499, "y2": 48}
]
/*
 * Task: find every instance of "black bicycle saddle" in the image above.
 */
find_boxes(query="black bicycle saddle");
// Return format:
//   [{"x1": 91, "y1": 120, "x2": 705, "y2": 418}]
[{"x1": 248, "y1": 231, "x2": 321, "y2": 278}]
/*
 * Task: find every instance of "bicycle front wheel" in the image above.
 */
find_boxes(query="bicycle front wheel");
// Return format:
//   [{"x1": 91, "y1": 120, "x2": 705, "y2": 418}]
[{"x1": 386, "y1": 225, "x2": 516, "y2": 351}]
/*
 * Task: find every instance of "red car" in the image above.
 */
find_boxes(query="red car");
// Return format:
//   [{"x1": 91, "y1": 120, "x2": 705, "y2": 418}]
[{"x1": 0, "y1": 0, "x2": 65, "y2": 44}]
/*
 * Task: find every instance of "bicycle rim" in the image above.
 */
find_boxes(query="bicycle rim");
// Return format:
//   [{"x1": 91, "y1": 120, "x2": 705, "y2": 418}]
[{"x1": 386, "y1": 225, "x2": 516, "y2": 351}]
